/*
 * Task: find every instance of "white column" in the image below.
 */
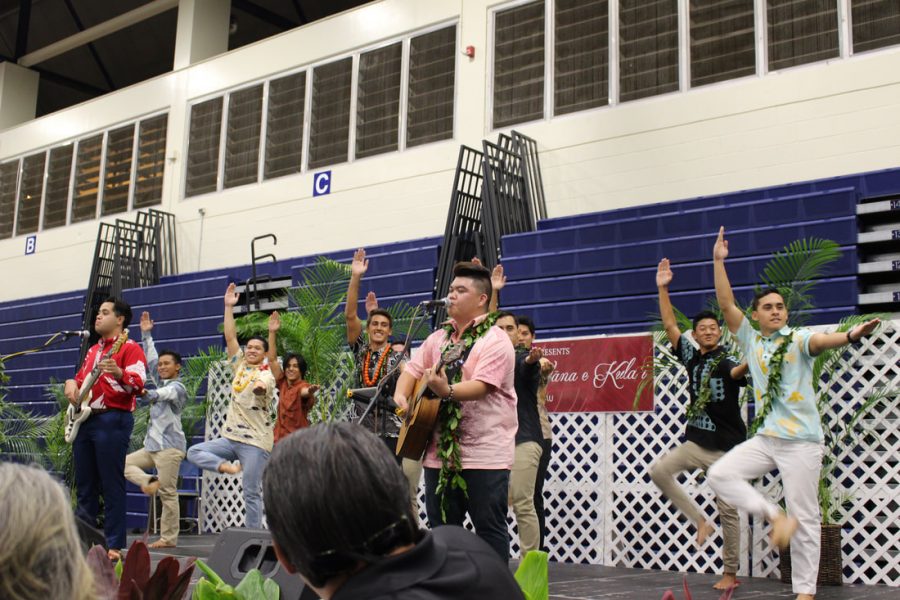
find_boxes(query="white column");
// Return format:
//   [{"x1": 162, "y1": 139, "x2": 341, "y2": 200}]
[
  {"x1": 173, "y1": 0, "x2": 230, "y2": 69},
  {"x1": 0, "y1": 62, "x2": 38, "y2": 129}
]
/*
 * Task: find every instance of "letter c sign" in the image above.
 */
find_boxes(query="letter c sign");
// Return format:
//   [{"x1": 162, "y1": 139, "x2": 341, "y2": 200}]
[{"x1": 313, "y1": 171, "x2": 331, "y2": 197}]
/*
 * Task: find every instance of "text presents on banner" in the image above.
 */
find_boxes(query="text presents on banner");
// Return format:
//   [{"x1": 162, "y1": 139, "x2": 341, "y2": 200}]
[{"x1": 537, "y1": 335, "x2": 654, "y2": 412}]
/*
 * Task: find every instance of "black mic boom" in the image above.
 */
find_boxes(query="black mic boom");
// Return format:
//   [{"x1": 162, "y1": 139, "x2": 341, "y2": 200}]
[
  {"x1": 420, "y1": 297, "x2": 450, "y2": 309},
  {"x1": 62, "y1": 330, "x2": 91, "y2": 339}
]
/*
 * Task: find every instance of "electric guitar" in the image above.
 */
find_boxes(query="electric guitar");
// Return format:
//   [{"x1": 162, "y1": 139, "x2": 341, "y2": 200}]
[
  {"x1": 395, "y1": 342, "x2": 465, "y2": 460},
  {"x1": 64, "y1": 331, "x2": 129, "y2": 443}
]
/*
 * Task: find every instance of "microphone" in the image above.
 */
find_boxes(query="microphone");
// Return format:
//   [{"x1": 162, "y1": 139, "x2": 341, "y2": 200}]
[
  {"x1": 420, "y1": 297, "x2": 450, "y2": 310},
  {"x1": 61, "y1": 330, "x2": 91, "y2": 339}
]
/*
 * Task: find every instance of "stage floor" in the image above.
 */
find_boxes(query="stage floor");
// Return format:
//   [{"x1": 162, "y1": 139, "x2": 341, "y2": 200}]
[{"x1": 137, "y1": 534, "x2": 897, "y2": 599}]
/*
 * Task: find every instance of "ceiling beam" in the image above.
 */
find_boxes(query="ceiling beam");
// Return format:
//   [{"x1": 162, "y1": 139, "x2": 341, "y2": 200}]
[
  {"x1": 232, "y1": 0, "x2": 298, "y2": 31},
  {"x1": 62, "y1": 0, "x2": 115, "y2": 91},
  {"x1": 14, "y1": 0, "x2": 30, "y2": 59},
  {"x1": 290, "y1": 0, "x2": 308, "y2": 25},
  {"x1": 18, "y1": 0, "x2": 178, "y2": 68}
]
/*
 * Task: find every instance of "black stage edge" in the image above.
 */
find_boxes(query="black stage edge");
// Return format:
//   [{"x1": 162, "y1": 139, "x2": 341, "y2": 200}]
[{"x1": 134, "y1": 534, "x2": 897, "y2": 600}]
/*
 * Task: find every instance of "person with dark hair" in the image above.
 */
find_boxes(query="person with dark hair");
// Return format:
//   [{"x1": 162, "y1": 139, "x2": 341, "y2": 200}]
[
  {"x1": 496, "y1": 311, "x2": 545, "y2": 554},
  {"x1": 344, "y1": 248, "x2": 406, "y2": 455},
  {"x1": 263, "y1": 423, "x2": 525, "y2": 599},
  {"x1": 267, "y1": 311, "x2": 319, "y2": 443},
  {"x1": 124, "y1": 311, "x2": 188, "y2": 549},
  {"x1": 650, "y1": 258, "x2": 747, "y2": 590},
  {"x1": 514, "y1": 314, "x2": 555, "y2": 551},
  {"x1": 187, "y1": 283, "x2": 276, "y2": 528},
  {"x1": 63, "y1": 296, "x2": 147, "y2": 561},
  {"x1": 708, "y1": 227, "x2": 880, "y2": 600},
  {"x1": 394, "y1": 261, "x2": 516, "y2": 560}
]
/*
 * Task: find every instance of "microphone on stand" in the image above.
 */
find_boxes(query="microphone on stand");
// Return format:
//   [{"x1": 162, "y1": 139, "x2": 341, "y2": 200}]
[
  {"x1": 61, "y1": 330, "x2": 91, "y2": 339},
  {"x1": 419, "y1": 297, "x2": 450, "y2": 310}
]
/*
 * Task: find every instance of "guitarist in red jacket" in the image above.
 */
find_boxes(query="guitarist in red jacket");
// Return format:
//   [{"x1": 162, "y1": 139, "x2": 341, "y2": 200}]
[{"x1": 64, "y1": 297, "x2": 146, "y2": 562}]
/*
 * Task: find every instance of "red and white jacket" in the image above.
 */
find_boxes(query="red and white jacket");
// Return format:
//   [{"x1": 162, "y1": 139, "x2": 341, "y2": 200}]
[{"x1": 74, "y1": 336, "x2": 147, "y2": 411}]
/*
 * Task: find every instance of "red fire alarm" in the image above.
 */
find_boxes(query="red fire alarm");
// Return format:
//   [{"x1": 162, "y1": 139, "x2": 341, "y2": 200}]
[{"x1": 463, "y1": 45, "x2": 475, "y2": 59}]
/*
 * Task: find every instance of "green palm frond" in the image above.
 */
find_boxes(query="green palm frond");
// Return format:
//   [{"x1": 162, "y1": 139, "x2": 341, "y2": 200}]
[
  {"x1": 758, "y1": 238, "x2": 842, "y2": 322},
  {"x1": 180, "y1": 346, "x2": 228, "y2": 439}
]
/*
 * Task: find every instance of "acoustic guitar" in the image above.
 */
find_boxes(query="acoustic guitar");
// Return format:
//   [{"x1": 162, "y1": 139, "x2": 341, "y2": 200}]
[
  {"x1": 64, "y1": 331, "x2": 129, "y2": 443},
  {"x1": 395, "y1": 342, "x2": 465, "y2": 460}
]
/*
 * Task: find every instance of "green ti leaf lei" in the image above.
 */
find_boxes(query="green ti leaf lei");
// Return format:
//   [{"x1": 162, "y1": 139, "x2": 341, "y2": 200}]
[
  {"x1": 436, "y1": 311, "x2": 500, "y2": 520},
  {"x1": 749, "y1": 331, "x2": 794, "y2": 435},
  {"x1": 685, "y1": 351, "x2": 726, "y2": 422}
]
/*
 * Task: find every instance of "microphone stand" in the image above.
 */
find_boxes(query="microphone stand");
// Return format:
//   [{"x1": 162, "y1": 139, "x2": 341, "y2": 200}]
[
  {"x1": 0, "y1": 331, "x2": 82, "y2": 363},
  {"x1": 355, "y1": 303, "x2": 434, "y2": 425}
]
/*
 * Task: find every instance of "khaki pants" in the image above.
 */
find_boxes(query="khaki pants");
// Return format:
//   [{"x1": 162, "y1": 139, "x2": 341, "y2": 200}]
[
  {"x1": 402, "y1": 458, "x2": 423, "y2": 516},
  {"x1": 650, "y1": 441, "x2": 740, "y2": 573},
  {"x1": 125, "y1": 447, "x2": 186, "y2": 545},
  {"x1": 509, "y1": 441, "x2": 543, "y2": 554}
]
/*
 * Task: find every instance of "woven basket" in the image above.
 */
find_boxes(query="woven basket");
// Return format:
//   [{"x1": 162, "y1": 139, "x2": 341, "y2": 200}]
[{"x1": 779, "y1": 523, "x2": 843, "y2": 586}]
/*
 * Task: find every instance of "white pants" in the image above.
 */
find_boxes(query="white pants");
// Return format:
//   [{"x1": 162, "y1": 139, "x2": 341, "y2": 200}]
[{"x1": 707, "y1": 435, "x2": 823, "y2": 596}]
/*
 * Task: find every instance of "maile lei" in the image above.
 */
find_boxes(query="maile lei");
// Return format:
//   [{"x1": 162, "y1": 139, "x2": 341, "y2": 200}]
[
  {"x1": 749, "y1": 331, "x2": 794, "y2": 435},
  {"x1": 435, "y1": 311, "x2": 500, "y2": 519},
  {"x1": 685, "y1": 351, "x2": 726, "y2": 422}
]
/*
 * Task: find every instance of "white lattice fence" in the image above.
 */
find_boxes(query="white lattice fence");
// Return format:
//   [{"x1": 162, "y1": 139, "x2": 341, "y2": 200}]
[{"x1": 198, "y1": 324, "x2": 900, "y2": 586}]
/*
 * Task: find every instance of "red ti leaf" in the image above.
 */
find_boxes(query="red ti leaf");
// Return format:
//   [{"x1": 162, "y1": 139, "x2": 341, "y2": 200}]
[{"x1": 117, "y1": 540, "x2": 151, "y2": 600}]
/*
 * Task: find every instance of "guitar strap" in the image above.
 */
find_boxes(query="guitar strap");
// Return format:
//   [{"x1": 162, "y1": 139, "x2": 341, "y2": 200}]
[{"x1": 440, "y1": 337, "x2": 476, "y2": 384}]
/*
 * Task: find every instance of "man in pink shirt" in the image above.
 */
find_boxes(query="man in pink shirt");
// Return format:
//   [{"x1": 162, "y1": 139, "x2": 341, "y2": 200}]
[{"x1": 395, "y1": 262, "x2": 516, "y2": 560}]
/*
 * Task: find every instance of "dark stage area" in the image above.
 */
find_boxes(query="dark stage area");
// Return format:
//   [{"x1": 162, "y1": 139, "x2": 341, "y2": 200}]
[{"x1": 137, "y1": 534, "x2": 898, "y2": 600}]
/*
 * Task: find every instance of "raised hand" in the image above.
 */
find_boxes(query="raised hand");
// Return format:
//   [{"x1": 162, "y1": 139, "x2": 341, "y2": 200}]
[
  {"x1": 224, "y1": 282, "x2": 239, "y2": 307},
  {"x1": 140, "y1": 311, "x2": 154, "y2": 333},
  {"x1": 365, "y1": 291, "x2": 378, "y2": 315},
  {"x1": 656, "y1": 258, "x2": 673, "y2": 288},
  {"x1": 268, "y1": 311, "x2": 281, "y2": 333},
  {"x1": 713, "y1": 226, "x2": 729, "y2": 261},
  {"x1": 351, "y1": 248, "x2": 369, "y2": 278},
  {"x1": 470, "y1": 257, "x2": 482, "y2": 266},
  {"x1": 491, "y1": 264, "x2": 507, "y2": 292},
  {"x1": 850, "y1": 318, "x2": 881, "y2": 342}
]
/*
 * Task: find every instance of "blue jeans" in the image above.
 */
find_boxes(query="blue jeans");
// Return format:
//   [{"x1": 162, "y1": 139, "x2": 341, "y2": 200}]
[
  {"x1": 187, "y1": 437, "x2": 270, "y2": 528},
  {"x1": 424, "y1": 467, "x2": 510, "y2": 560},
  {"x1": 73, "y1": 410, "x2": 134, "y2": 550}
]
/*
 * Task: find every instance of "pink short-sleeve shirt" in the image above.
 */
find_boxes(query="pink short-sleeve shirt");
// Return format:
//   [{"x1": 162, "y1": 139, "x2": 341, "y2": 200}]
[{"x1": 406, "y1": 315, "x2": 517, "y2": 470}]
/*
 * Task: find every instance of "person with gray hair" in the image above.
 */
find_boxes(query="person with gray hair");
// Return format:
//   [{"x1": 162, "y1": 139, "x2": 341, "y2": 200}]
[
  {"x1": 0, "y1": 462, "x2": 95, "y2": 600},
  {"x1": 262, "y1": 423, "x2": 525, "y2": 600}
]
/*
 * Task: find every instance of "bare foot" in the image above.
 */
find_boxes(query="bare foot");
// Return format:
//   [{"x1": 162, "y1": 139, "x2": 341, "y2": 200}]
[
  {"x1": 218, "y1": 461, "x2": 242, "y2": 475},
  {"x1": 713, "y1": 573, "x2": 739, "y2": 590},
  {"x1": 795, "y1": 594, "x2": 815, "y2": 600},
  {"x1": 148, "y1": 539, "x2": 176, "y2": 549},
  {"x1": 141, "y1": 479, "x2": 160, "y2": 495},
  {"x1": 770, "y1": 512, "x2": 798, "y2": 549},
  {"x1": 107, "y1": 548, "x2": 123, "y2": 563},
  {"x1": 696, "y1": 520, "x2": 714, "y2": 546}
]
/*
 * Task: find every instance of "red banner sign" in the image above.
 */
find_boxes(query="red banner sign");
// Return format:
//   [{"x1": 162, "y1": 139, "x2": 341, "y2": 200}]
[{"x1": 536, "y1": 334, "x2": 654, "y2": 412}]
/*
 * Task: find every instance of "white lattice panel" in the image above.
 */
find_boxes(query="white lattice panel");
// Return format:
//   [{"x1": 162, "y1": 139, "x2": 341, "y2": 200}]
[{"x1": 197, "y1": 324, "x2": 900, "y2": 586}]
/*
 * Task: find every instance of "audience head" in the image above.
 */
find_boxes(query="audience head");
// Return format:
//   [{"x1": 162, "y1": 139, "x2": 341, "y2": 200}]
[
  {"x1": 516, "y1": 315, "x2": 536, "y2": 348},
  {"x1": 263, "y1": 423, "x2": 418, "y2": 593},
  {"x1": 495, "y1": 311, "x2": 518, "y2": 346}
]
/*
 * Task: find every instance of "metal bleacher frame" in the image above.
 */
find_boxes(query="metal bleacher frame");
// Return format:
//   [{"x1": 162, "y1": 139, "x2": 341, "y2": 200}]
[
  {"x1": 78, "y1": 209, "x2": 178, "y2": 360},
  {"x1": 431, "y1": 131, "x2": 548, "y2": 322}
]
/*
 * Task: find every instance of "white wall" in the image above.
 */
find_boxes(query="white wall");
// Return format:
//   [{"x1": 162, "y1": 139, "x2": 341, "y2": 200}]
[{"x1": 1, "y1": 0, "x2": 899, "y2": 303}]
